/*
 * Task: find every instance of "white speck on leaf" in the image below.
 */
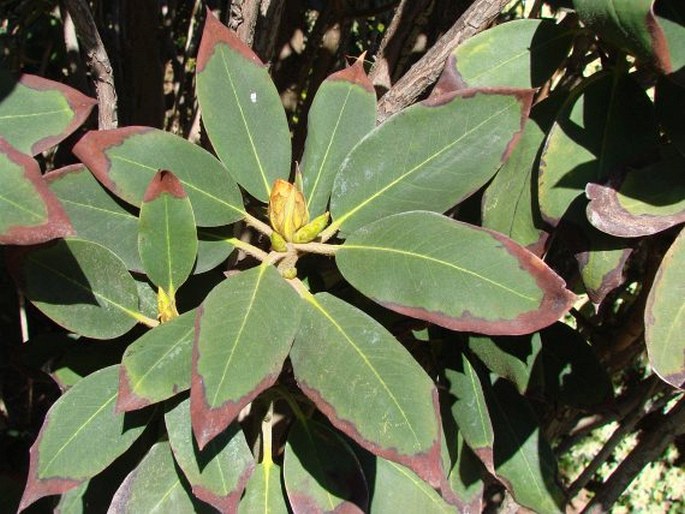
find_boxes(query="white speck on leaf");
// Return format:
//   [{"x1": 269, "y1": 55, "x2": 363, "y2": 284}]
[{"x1": 250, "y1": 92, "x2": 257, "y2": 103}]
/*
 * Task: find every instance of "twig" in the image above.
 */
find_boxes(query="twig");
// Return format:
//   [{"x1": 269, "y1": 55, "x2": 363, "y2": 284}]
[
  {"x1": 64, "y1": 0, "x2": 118, "y2": 129},
  {"x1": 232, "y1": 0, "x2": 261, "y2": 47},
  {"x1": 581, "y1": 396, "x2": 685, "y2": 513},
  {"x1": 376, "y1": 0, "x2": 511, "y2": 123}
]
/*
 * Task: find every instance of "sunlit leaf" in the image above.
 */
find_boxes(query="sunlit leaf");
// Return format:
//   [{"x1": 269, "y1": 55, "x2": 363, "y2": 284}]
[{"x1": 238, "y1": 462, "x2": 289, "y2": 514}]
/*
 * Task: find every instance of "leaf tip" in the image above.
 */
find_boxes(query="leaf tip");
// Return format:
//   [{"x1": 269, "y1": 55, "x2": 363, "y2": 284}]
[{"x1": 197, "y1": 9, "x2": 264, "y2": 73}]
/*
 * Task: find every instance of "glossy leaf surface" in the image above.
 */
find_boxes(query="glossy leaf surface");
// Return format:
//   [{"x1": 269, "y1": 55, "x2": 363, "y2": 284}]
[
  {"x1": 196, "y1": 12, "x2": 291, "y2": 202},
  {"x1": 73, "y1": 126, "x2": 244, "y2": 226},
  {"x1": 452, "y1": 19, "x2": 574, "y2": 89},
  {"x1": 191, "y1": 265, "x2": 302, "y2": 448},
  {"x1": 336, "y1": 211, "x2": 574, "y2": 335},
  {"x1": 117, "y1": 310, "x2": 196, "y2": 411},
  {"x1": 645, "y1": 227, "x2": 685, "y2": 389},
  {"x1": 329, "y1": 89, "x2": 532, "y2": 236},
  {"x1": 10, "y1": 239, "x2": 140, "y2": 339},
  {"x1": 0, "y1": 140, "x2": 73, "y2": 245},
  {"x1": 138, "y1": 170, "x2": 197, "y2": 293},
  {"x1": 165, "y1": 396, "x2": 255, "y2": 512},
  {"x1": 539, "y1": 72, "x2": 659, "y2": 225},
  {"x1": 19, "y1": 366, "x2": 149, "y2": 511},
  {"x1": 301, "y1": 57, "x2": 376, "y2": 216},
  {"x1": 283, "y1": 417, "x2": 367, "y2": 513},
  {"x1": 108, "y1": 441, "x2": 209, "y2": 514},
  {"x1": 238, "y1": 462, "x2": 289, "y2": 514},
  {"x1": 290, "y1": 292, "x2": 444, "y2": 488},
  {"x1": 45, "y1": 164, "x2": 142, "y2": 271},
  {"x1": 489, "y1": 380, "x2": 563, "y2": 514},
  {"x1": 0, "y1": 71, "x2": 95, "y2": 155}
]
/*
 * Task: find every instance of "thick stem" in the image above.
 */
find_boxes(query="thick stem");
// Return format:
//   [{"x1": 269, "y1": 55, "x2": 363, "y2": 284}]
[{"x1": 228, "y1": 237, "x2": 271, "y2": 262}]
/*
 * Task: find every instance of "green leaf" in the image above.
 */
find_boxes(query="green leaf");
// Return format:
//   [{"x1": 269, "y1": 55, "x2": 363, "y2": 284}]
[
  {"x1": 0, "y1": 140, "x2": 73, "y2": 245},
  {"x1": 196, "y1": 12, "x2": 291, "y2": 202},
  {"x1": 196, "y1": 226, "x2": 235, "y2": 274},
  {"x1": 109, "y1": 441, "x2": 212, "y2": 514},
  {"x1": 283, "y1": 417, "x2": 368, "y2": 513},
  {"x1": 165, "y1": 395, "x2": 255, "y2": 512},
  {"x1": 138, "y1": 170, "x2": 197, "y2": 294},
  {"x1": 573, "y1": 0, "x2": 670, "y2": 72},
  {"x1": 482, "y1": 94, "x2": 565, "y2": 254},
  {"x1": 452, "y1": 19, "x2": 574, "y2": 89},
  {"x1": 489, "y1": 380, "x2": 564, "y2": 514},
  {"x1": 329, "y1": 88, "x2": 533, "y2": 236},
  {"x1": 446, "y1": 434, "x2": 485, "y2": 513},
  {"x1": 586, "y1": 153, "x2": 685, "y2": 237},
  {"x1": 19, "y1": 366, "x2": 149, "y2": 511},
  {"x1": 191, "y1": 265, "x2": 302, "y2": 448},
  {"x1": 368, "y1": 457, "x2": 453, "y2": 514},
  {"x1": 45, "y1": 164, "x2": 142, "y2": 271},
  {"x1": 645, "y1": 227, "x2": 685, "y2": 389},
  {"x1": 9, "y1": 238, "x2": 142, "y2": 339},
  {"x1": 290, "y1": 292, "x2": 445, "y2": 488},
  {"x1": 444, "y1": 353, "x2": 494, "y2": 473},
  {"x1": 301, "y1": 57, "x2": 376, "y2": 216},
  {"x1": 73, "y1": 127, "x2": 244, "y2": 226},
  {"x1": 539, "y1": 71, "x2": 659, "y2": 225},
  {"x1": 0, "y1": 71, "x2": 95, "y2": 155},
  {"x1": 655, "y1": 1, "x2": 685, "y2": 80},
  {"x1": 117, "y1": 310, "x2": 196, "y2": 411},
  {"x1": 336, "y1": 211, "x2": 575, "y2": 335},
  {"x1": 238, "y1": 462, "x2": 289, "y2": 514}
]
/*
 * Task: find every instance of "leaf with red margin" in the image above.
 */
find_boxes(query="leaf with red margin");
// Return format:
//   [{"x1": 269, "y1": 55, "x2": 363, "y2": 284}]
[
  {"x1": 290, "y1": 292, "x2": 446, "y2": 490},
  {"x1": 117, "y1": 310, "x2": 196, "y2": 412},
  {"x1": 196, "y1": 10, "x2": 291, "y2": 202},
  {"x1": 283, "y1": 417, "x2": 368, "y2": 513},
  {"x1": 0, "y1": 71, "x2": 95, "y2": 156},
  {"x1": 191, "y1": 264, "x2": 302, "y2": 449},
  {"x1": 336, "y1": 211, "x2": 575, "y2": 336},
  {"x1": 165, "y1": 395, "x2": 255, "y2": 512},
  {"x1": 45, "y1": 163, "x2": 141, "y2": 271},
  {"x1": 72, "y1": 126, "x2": 244, "y2": 226},
  {"x1": 108, "y1": 441, "x2": 215, "y2": 513},
  {"x1": 645, "y1": 227, "x2": 685, "y2": 389},
  {"x1": 654, "y1": 1, "x2": 685, "y2": 83},
  {"x1": 138, "y1": 170, "x2": 197, "y2": 294},
  {"x1": 586, "y1": 154, "x2": 685, "y2": 238},
  {"x1": 18, "y1": 366, "x2": 150, "y2": 511},
  {"x1": 0, "y1": 140, "x2": 73, "y2": 245},
  {"x1": 539, "y1": 71, "x2": 659, "y2": 226},
  {"x1": 328, "y1": 83, "x2": 533, "y2": 237},
  {"x1": 300, "y1": 55, "x2": 377, "y2": 217}
]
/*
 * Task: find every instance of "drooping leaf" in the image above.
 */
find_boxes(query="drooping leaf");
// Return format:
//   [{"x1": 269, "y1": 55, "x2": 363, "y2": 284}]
[
  {"x1": 586, "y1": 154, "x2": 685, "y2": 237},
  {"x1": 196, "y1": 11, "x2": 291, "y2": 202},
  {"x1": 301, "y1": 57, "x2": 376, "y2": 217},
  {"x1": 573, "y1": 0, "x2": 671, "y2": 72},
  {"x1": 108, "y1": 441, "x2": 212, "y2": 514},
  {"x1": 165, "y1": 395, "x2": 255, "y2": 512},
  {"x1": 0, "y1": 71, "x2": 95, "y2": 155},
  {"x1": 73, "y1": 126, "x2": 244, "y2": 226},
  {"x1": 0, "y1": 140, "x2": 73, "y2": 245},
  {"x1": 444, "y1": 353, "x2": 494, "y2": 473},
  {"x1": 138, "y1": 170, "x2": 197, "y2": 295},
  {"x1": 117, "y1": 310, "x2": 196, "y2": 412},
  {"x1": 336, "y1": 211, "x2": 575, "y2": 335},
  {"x1": 19, "y1": 366, "x2": 150, "y2": 511},
  {"x1": 367, "y1": 457, "x2": 453, "y2": 514},
  {"x1": 290, "y1": 292, "x2": 445, "y2": 489},
  {"x1": 45, "y1": 164, "x2": 142, "y2": 271},
  {"x1": 191, "y1": 265, "x2": 302, "y2": 448},
  {"x1": 482, "y1": 94, "x2": 565, "y2": 254},
  {"x1": 196, "y1": 226, "x2": 235, "y2": 274},
  {"x1": 645, "y1": 227, "x2": 685, "y2": 389},
  {"x1": 9, "y1": 239, "x2": 141, "y2": 339},
  {"x1": 452, "y1": 19, "x2": 574, "y2": 89},
  {"x1": 329, "y1": 88, "x2": 533, "y2": 236},
  {"x1": 539, "y1": 71, "x2": 659, "y2": 226},
  {"x1": 283, "y1": 417, "x2": 368, "y2": 513},
  {"x1": 488, "y1": 380, "x2": 564, "y2": 514},
  {"x1": 238, "y1": 462, "x2": 289, "y2": 514}
]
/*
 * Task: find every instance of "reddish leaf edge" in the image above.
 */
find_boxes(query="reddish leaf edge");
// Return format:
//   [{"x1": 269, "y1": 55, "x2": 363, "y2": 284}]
[
  {"x1": 0, "y1": 140, "x2": 74, "y2": 245},
  {"x1": 191, "y1": 456, "x2": 255, "y2": 513},
  {"x1": 16, "y1": 74, "x2": 96, "y2": 156},
  {"x1": 325, "y1": 54, "x2": 375, "y2": 93},
  {"x1": 143, "y1": 170, "x2": 188, "y2": 202}
]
